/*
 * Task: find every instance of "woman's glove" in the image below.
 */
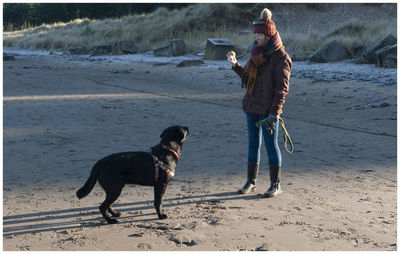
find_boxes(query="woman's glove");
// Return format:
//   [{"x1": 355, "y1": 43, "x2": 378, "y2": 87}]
[{"x1": 266, "y1": 113, "x2": 280, "y2": 135}]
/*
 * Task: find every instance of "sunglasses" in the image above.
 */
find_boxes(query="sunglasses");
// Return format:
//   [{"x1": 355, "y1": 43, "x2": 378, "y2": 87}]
[{"x1": 252, "y1": 21, "x2": 268, "y2": 26}]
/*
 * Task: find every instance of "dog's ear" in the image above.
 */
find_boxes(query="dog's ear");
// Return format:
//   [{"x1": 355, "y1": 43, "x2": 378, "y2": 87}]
[
  {"x1": 176, "y1": 131, "x2": 185, "y2": 143},
  {"x1": 160, "y1": 129, "x2": 168, "y2": 139}
]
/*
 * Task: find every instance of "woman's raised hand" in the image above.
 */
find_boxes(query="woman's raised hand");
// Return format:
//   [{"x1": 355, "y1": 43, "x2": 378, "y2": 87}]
[{"x1": 227, "y1": 51, "x2": 237, "y2": 66}]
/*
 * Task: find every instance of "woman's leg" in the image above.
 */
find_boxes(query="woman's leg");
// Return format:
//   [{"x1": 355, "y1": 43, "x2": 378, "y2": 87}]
[
  {"x1": 261, "y1": 118, "x2": 281, "y2": 167},
  {"x1": 246, "y1": 113, "x2": 262, "y2": 164},
  {"x1": 238, "y1": 112, "x2": 262, "y2": 194},
  {"x1": 261, "y1": 117, "x2": 282, "y2": 197}
]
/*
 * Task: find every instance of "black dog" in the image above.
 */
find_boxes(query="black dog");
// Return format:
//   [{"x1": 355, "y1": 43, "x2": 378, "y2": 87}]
[{"x1": 76, "y1": 125, "x2": 189, "y2": 224}]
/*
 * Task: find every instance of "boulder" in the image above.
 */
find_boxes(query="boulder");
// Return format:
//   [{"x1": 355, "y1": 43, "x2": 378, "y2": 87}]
[
  {"x1": 351, "y1": 45, "x2": 366, "y2": 58},
  {"x1": 170, "y1": 38, "x2": 186, "y2": 56},
  {"x1": 362, "y1": 34, "x2": 397, "y2": 64},
  {"x1": 176, "y1": 60, "x2": 204, "y2": 67},
  {"x1": 154, "y1": 38, "x2": 186, "y2": 57},
  {"x1": 384, "y1": 54, "x2": 397, "y2": 68},
  {"x1": 375, "y1": 44, "x2": 397, "y2": 68},
  {"x1": 89, "y1": 45, "x2": 112, "y2": 57},
  {"x1": 205, "y1": 38, "x2": 234, "y2": 60},
  {"x1": 68, "y1": 46, "x2": 90, "y2": 55},
  {"x1": 154, "y1": 45, "x2": 172, "y2": 57},
  {"x1": 309, "y1": 39, "x2": 350, "y2": 62},
  {"x1": 112, "y1": 40, "x2": 137, "y2": 55}
]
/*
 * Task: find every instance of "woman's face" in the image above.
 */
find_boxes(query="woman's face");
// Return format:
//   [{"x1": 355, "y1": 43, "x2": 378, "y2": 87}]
[
  {"x1": 255, "y1": 34, "x2": 266, "y2": 45},
  {"x1": 255, "y1": 34, "x2": 271, "y2": 46}
]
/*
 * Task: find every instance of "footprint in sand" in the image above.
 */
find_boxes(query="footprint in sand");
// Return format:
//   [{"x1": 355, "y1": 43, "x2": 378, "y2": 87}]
[
  {"x1": 137, "y1": 243, "x2": 152, "y2": 250},
  {"x1": 169, "y1": 235, "x2": 197, "y2": 247}
]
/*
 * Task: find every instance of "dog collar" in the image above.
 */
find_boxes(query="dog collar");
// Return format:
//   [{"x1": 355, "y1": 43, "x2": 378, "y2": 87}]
[{"x1": 162, "y1": 145, "x2": 180, "y2": 159}]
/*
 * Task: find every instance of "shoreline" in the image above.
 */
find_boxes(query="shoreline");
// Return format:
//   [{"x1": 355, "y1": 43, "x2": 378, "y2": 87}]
[{"x1": 4, "y1": 47, "x2": 397, "y2": 87}]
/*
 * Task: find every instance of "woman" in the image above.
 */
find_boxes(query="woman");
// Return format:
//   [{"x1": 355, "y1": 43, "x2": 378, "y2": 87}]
[{"x1": 227, "y1": 8, "x2": 292, "y2": 198}]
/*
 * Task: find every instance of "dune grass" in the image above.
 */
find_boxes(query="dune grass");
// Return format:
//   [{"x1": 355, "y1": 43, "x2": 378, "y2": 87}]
[
  {"x1": 3, "y1": 3, "x2": 397, "y2": 59},
  {"x1": 282, "y1": 18, "x2": 396, "y2": 59}
]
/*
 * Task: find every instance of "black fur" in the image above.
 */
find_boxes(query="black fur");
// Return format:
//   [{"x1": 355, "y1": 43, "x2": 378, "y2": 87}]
[{"x1": 76, "y1": 125, "x2": 189, "y2": 224}]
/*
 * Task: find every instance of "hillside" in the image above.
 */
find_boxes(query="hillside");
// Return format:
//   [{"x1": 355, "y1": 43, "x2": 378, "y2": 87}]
[{"x1": 3, "y1": 3, "x2": 397, "y2": 60}]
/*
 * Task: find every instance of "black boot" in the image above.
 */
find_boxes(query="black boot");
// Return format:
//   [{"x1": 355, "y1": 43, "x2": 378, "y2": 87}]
[
  {"x1": 238, "y1": 163, "x2": 259, "y2": 194},
  {"x1": 264, "y1": 165, "x2": 282, "y2": 198}
]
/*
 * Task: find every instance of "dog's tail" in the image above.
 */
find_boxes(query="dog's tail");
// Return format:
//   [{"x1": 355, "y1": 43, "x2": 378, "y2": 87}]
[{"x1": 76, "y1": 163, "x2": 101, "y2": 199}]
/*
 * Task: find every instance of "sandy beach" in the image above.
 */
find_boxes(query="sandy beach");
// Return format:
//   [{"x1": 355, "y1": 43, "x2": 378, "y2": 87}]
[{"x1": 3, "y1": 50, "x2": 397, "y2": 251}]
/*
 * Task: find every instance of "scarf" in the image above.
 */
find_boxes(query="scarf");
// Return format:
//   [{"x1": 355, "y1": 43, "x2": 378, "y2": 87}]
[{"x1": 242, "y1": 32, "x2": 284, "y2": 94}]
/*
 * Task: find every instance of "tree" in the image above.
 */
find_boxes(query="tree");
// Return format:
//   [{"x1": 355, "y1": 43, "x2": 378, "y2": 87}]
[
  {"x1": 3, "y1": 3, "x2": 35, "y2": 30},
  {"x1": 3, "y1": 3, "x2": 191, "y2": 31}
]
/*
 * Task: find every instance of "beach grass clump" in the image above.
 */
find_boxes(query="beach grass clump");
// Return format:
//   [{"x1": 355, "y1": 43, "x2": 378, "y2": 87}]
[{"x1": 326, "y1": 18, "x2": 396, "y2": 48}]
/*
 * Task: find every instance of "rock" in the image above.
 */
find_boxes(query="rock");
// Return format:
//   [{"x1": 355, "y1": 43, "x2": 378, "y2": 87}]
[
  {"x1": 205, "y1": 38, "x2": 234, "y2": 60},
  {"x1": 384, "y1": 54, "x2": 397, "y2": 68},
  {"x1": 154, "y1": 38, "x2": 186, "y2": 57},
  {"x1": 375, "y1": 44, "x2": 397, "y2": 68},
  {"x1": 3, "y1": 54, "x2": 15, "y2": 61},
  {"x1": 256, "y1": 243, "x2": 271, "y2": 251},
  {"x1": 68, "y1": 47, "x2": 90, "y2": 55},
  {"x1": 111, "y1": 47, "x2": 124, "y2": 56},
  {"x1": 89, "y1": 45, "x2": 112, "y2": 57},
  {"x1": 154, "y1": 45, "x2": 172, "y2": 57},
  {"x1": 351, "y1": 45, "x2": 366, "y2": 58},
  {"x1": 176, "y1": 60, "x2": 204, "y2": 67},
  {"x1": 309, "y1": 39, "x2": 350, "y2": 62},
  {"x1": 170, "y1": 38, "x2": 186, "y2": 56},
  {"x1": 112, "y1": 40, "x2": 137, "y2": 55},
  {"x1": 152, "y1": 62, "x2": 169, "y2": 66},
  {"x1": 362, "y1": 34, "x2": 397, "y2": 64}
]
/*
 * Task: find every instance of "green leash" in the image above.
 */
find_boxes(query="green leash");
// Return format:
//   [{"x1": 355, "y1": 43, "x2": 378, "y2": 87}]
[{"x1": 256, "y1": 117, "x2": 294, "y2": 154}]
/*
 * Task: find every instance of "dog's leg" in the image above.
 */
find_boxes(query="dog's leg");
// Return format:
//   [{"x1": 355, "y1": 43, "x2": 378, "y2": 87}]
[
  {"x1": 108, "y1": 206, "x2": 121, "y2": 217},
  {"x1": 99, "y1": 188, "x2": 122, "y2": 224},
  {"x1": 154, "y1": 182, "x2": 168, "y2": 219}
]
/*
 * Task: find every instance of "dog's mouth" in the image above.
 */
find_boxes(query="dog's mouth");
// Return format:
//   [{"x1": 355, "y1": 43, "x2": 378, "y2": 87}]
[
  {"x1": 183, "y1": 126, "x2": 189, "y2": 136},
  {"x1": 183, "y1": 126, "x2": 189, "y2": 137},
  {"x1": 179, "y1": 126, "x2": 189, "y2": 142}
]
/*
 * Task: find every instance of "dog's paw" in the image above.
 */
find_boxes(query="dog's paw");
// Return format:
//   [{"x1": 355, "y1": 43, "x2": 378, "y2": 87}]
[
  {"x1": 107, "y1": 218, "x2": 119, "y2": 224},
  {"x1": 111, "y1": 212, "x2": 122, "y2": 217},
  {"x1": 158, "y1": 214, "x2": 168, "y2": 220}
]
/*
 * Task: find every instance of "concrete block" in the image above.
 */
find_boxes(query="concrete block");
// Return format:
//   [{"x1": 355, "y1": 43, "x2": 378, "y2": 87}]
[{"x1": 205, "y1": 38, "x2": 234, "y2": 60}]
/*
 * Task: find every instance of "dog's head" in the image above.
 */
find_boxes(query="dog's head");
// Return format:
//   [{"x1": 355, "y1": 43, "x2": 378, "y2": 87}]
[{"x1": 160, "y1": 125, "x2": 189, "y2": 145}]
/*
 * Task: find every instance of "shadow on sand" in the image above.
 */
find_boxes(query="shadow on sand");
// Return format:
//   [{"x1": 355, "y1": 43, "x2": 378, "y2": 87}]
[{"x1": 4, "y1": 191, "x2": 262, "y2": 237}]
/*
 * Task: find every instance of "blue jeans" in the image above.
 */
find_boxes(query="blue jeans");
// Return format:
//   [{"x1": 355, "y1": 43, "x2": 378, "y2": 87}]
[{"x1": 245, "y1": 112, "x2": 281, "y2": 166}]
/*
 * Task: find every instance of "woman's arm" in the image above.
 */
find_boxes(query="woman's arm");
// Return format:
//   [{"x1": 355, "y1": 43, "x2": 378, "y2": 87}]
[
  {"x1": 270, "y1": 55, "x2": 292, "y2": 115},
  {"x1": 232, "y1": 62, "x2": 245, "y2": 78},
  {"x1": 227, "y1": 52, "x2": 245, "y2": 78}
]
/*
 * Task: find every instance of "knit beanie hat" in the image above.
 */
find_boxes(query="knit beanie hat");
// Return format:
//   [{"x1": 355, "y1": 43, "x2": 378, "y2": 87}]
[{"x1": 253, "y1": 8, "x2": 277, "y2": 37}]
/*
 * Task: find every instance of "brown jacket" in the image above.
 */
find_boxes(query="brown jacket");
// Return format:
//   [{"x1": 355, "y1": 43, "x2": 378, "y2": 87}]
[{"x1": 233, "y1": 48, "x2": 292, "y2": 115}]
